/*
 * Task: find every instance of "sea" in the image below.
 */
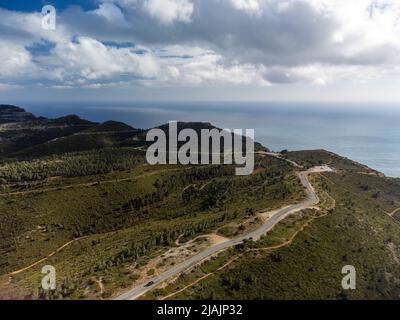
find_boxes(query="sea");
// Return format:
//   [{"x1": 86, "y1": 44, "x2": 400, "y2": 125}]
[{"x1": 20, "y1": 101, "x2": 400, "y2": 178}]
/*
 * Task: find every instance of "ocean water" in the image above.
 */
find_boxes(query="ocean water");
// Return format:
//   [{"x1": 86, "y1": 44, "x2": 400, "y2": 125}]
[{"x1": 21, "y1": 101, "x2": 400, "y2": 178}]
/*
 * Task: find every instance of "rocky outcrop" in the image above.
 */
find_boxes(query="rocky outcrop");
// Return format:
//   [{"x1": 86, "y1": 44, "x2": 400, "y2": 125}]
[{"x1": 0, "y1": 105, "x2": 36, "y2": 124}]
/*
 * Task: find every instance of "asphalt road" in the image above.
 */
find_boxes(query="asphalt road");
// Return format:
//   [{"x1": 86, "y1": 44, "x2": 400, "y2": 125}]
[
  {"x1": 115, "y1": 165, "x2": 333, "y2": 300},
  {"x1": 256, "y1": 151, "x2": 304, "y2": 168}
]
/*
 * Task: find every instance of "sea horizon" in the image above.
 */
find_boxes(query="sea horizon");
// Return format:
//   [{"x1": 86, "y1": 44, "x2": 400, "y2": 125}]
[{"x1": 11, "y1": 101, "x2": 400, "y2": 178}]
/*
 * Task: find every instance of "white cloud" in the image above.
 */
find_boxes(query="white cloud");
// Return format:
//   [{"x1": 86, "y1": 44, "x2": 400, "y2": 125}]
[
  {"x1": 143, "y1": 0, "x2": 193, "y2": 25},
  {"x1": 0, "y1": 8, "x2": 70, "y2": 45},
  {"x1": 0, "y1": 6, "x2": 162, "y2": 85},
  {"x1": 3, "y1": 0, "x2": 400, "y2": 91},
  {"x1": 92, "y1": 2, "x2": 130, "y2": 26},
  {"x1": 47, "y1": 37, "x2": 160, "y2": 81},
  {"x1": 286, "y1": 64, "x2": 382, "y2": 85},
  {"x1": 0, "y1": 83, "x2": 22, "y2": 91},
  {"x1": 156, "y1": 47, "x2": 268, "y2": 86},
  {"x1": 0, "y1": 43, "x2": 36, "y2": 78},
  {"x1": 229, "y1": 0, "x2": 262, "y2": 14}
]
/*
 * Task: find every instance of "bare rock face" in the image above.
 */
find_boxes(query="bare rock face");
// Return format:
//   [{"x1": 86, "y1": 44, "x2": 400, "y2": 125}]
[{"x1": 0, "y1": 105, "x2": 36, "y2": 124}]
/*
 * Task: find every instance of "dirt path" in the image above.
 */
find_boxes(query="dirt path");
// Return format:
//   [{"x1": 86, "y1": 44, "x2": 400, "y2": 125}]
[
  {"x1": 249, "y1": 210, "x2": 329, "y2": 253},
  {"x1": 254, "y1": 185, "x2": 336, "y2": 253},
  {"x1": 182, "y1": 184, "x2": 195, "y2": 192},
  {"x1": 160, "y1": 255, "x2": 241, "y2": 300},
  {"x1": 256, "y1": 151, "x2": 303, "y2": 168},
  {"x1": 1, "y1": 153, "x2": 300, "y2": 198},
  {"x1": 115, "y1": 166, "x2": 334, "y2": 300},
  {"x1": 3, "y1": 166, "x2": 198, "y2": 279},
  {"x1": 387, "y1": 208, "x2": 400, "y2": 217},
  {"x1": 199, "y1": 181, "x2": 212, "y2": 191},
  {"x1": 0, "y1": 168, "x2": 190, "y2": 197},
  {"x1": 7, "y1": 236, "x2": 88, "y2": 276},
  {"x1": 175, "y1": 233, "x2": 229, "y2": 246},
  {"x1": 160, "y1": 209, "x2": 331, "y2": 300},
  {"x1": 95, "y1": 277, "x2": 105, "y2": 297},
  {"x1": 159, "y1": 213, "x2": 324, "y2": 300},
  {"x1": 175, "y1": 234, "x2": 185, "y2": 246},
  {"x1": 158, "y1": 184, "x2": 336, "y2": 300}
]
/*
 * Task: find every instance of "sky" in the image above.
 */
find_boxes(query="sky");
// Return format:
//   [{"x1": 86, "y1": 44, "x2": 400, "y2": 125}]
[{"x1": 2, "y1": 0, "x2": 400, "y2": 103}]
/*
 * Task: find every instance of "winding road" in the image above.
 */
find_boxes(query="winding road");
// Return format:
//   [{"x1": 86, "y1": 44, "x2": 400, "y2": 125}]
[{"x1": 115, "y1": 165, "x2": 333, "y2": 300}]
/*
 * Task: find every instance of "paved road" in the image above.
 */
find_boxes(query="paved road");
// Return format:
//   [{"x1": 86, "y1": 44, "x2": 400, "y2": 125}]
[
  {"x1": 115, "y1": 165, "x2": 333, "y2": 300},
  {"x1": 256, "y1": 151, "x2": 304, "y2": 168}
]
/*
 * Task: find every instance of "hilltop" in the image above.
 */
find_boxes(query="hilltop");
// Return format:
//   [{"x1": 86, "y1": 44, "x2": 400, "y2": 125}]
[
  {"x1": 0, "y1": 105, "x2": 266, "y2": 159},
  {"x1": 0, "y1": 105, "x2": 36, "y2": 124}
]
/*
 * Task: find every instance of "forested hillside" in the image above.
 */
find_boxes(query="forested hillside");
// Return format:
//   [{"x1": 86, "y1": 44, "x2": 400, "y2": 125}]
[
  {"x1": 146, "y1": 151, "x2": 400, "y2": 300},
  {"x1": 1, "y1": 105, "x2": 399, "y2": 301}
]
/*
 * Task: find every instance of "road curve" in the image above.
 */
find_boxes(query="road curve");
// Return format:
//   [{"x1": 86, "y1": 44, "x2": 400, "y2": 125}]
[
  {"x1": 115, "y1": 165, "x2": 333, "y2": 300},
  {"x1": 256, "y1": 151, "x2": 304, "y2": 168}
]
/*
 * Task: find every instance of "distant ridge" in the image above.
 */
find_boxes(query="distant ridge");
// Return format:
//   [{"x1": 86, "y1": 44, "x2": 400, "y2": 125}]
[
  {"x1": 52, "y1": 115, "x2": 96, "y2": 126},
  {"x1": 0, "y1": 104, "x2": 267, "y2": 158},
  {"x1": 85, "y1": 120, "x2": 136, "y2": 133},
  {"x1": 0, "y1": 105, "x2": 36, "y2": 124}
]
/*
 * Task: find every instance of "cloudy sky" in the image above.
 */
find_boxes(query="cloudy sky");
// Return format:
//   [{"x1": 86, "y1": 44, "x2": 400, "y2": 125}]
[{"x1": 1, "y1": 0, "x2": 400, "y2": 102}]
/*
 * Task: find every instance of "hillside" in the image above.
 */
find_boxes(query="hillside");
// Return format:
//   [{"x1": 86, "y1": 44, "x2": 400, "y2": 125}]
[
  {"x1": 0, "y1": 106, "x2": 144, "y2": 159},
  {"x1": 0, "y1": 106, "x2": 266, "y2": 160},
  {"x1": 0, "y1": 105, "x2": 36, "y2": 124},
  {"x1": 142, "y1": 151, "x2": 400, "y2": 300},
  {"x1": 0, "y1": 106, "x2": 399, "y2": 301},
  {"x1": 0, "y1": 106, "x2": 98, "y2": 158},
  {"x1": 85, "y1": 121, "x2": 136, "y2": 133}
]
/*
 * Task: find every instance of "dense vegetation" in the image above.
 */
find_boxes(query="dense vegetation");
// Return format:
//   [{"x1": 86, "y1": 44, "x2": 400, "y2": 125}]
[
  {"x1": 151, "y1": 152, "x2": 400, "y2": 300},
  {"x1": 0, "y1": 149, "x2": 302, "y2": 299},
  {"x1": 0, "y1": 148, "x2": 145, "y2": 183},
  {"x1": 1, "y1": 106, "x2": 398, "y2": 300}
]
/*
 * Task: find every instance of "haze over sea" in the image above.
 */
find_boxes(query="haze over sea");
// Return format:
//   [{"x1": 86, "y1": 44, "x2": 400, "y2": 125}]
[{"x1": 21, "y1": 101, "x2": 400, "y2": 178}]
